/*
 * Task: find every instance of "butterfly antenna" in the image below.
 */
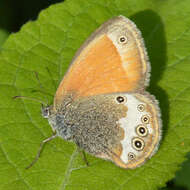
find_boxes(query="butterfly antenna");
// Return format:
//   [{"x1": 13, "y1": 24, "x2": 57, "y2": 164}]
[
  {"x1": 13, "y1": 96, "x2": 48, "y2": 105},
  {"x1": 34, "y1": 71, "x2": 44, "y2": 89},
  {"x1": 46, "y1": 67, "x2": 57, "y2": 91},
  {"x1": 31, "y1": 89, "x2": 54, "y2": 97},
  {"x1": 33, "y1": 71, "x2": 52, "y2": 103}
]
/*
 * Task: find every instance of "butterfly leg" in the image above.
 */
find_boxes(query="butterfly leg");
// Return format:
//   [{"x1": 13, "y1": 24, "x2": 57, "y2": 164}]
[
  {"x1": 25, "y1": 133, "x2": 58, "y2": 169},
  {"x1": 77, "y1": 147, "x2": 89, "y2": 166}
]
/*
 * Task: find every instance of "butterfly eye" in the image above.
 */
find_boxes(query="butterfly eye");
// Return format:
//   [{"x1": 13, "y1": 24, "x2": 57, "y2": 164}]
[
  {"x1": 118, "y1": 36, "x2": 128, "y2": 44},
  {"x1": 128, "y1": 152, "x2": 136, "y2": 160},
  {"x1": 137, "y1": 104, "x2": 145, "y2": 112},
  {"x1": 136, "y1": 124, "x2": 148, "y2": 137},
  {"x1": 141, "y1": 115, "x2": 150, "y2": 124},
  {"x1": 132, "y1": 137, "x2": 145, "y2": 151},
  {"x1": 42, "y1": 106, "x2": 50, "y2": 118},
  {"x1": 116, "y1": 96, "x2": 126, "y2": 103}
]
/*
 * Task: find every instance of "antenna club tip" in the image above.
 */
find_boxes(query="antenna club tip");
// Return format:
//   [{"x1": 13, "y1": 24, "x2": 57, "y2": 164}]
[{"x1": 12, "y1": 96, "x2": 19, "y2": 99}]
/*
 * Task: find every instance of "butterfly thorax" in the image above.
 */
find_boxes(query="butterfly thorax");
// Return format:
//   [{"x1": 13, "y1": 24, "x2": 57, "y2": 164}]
[
  {"x1": 47, "y1": 94, "x2": 127, "y2": 156},
  {"x1": 47, "y1": 112, "x2": 74, "y2": 140}
]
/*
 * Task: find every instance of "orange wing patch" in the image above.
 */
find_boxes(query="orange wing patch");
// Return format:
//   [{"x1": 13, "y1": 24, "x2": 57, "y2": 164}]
[{"x1": 55, "y1": 35, "x2": 142, "y2": 106}]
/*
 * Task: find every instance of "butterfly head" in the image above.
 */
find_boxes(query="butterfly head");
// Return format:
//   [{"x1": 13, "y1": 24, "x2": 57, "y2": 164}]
[
  {"x1": 41, "y1": 104, "x2": 52, "y2": 119},
  {"x1": 41, "y1": 100, "x2": 75, "y2": 141}
]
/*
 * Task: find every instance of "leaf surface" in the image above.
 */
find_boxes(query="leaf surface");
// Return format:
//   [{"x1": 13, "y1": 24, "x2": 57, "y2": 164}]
[{"x1": 0, "y1": 0, "x2": 190, "y2": 190}]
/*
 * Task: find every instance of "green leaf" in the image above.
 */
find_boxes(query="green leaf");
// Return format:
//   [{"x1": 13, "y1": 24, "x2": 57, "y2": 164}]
[
  {"x1": 0, "y1": 0, "x2": 190, "y2": 190},
  {"x1": 174, "y1": 153, "x2": 190, "y2": 190}
]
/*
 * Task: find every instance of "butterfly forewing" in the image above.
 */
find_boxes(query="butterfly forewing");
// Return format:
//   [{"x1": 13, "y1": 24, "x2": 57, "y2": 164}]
[{"x1": 54, "y1": 16, "x2": 150, "y2": 107}]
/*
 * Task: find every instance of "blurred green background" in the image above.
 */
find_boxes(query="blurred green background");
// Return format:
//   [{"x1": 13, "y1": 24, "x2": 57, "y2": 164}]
[{"x1": 0, "y1": 0, "x2": 189, "y2": 190}]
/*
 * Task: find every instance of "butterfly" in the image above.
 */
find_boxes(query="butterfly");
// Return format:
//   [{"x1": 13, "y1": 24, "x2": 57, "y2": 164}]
[{"x1": 28, "y1": 15, "x2": 162, "y2": 169}]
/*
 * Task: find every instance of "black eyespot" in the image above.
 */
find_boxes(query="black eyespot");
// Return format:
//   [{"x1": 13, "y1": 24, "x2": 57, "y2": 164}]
[
  {"x1": 141, "y1": 115, "x2": 150, "y2": 124},
  {"x1": 116, "y1": 96, "x2": 125, "y2": 103},
  {"x1": 128, "y1": 152, "x2": 136, "y2": 160},
  {"x1": 120, "y1": 37, "x2": 126, "y2": 42},
  {"x1": 132, "y1": 137, "x2": 145, "y2": 151},
  {"x1": 118, "y1": 36, "x2": 128, "y2": 44},
  {"x1": 136, "y1": 125, "x2": 148, "y2": 137},
  {"x1": 137, "y1": 104, "x2": 145, "y2": 112}
]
